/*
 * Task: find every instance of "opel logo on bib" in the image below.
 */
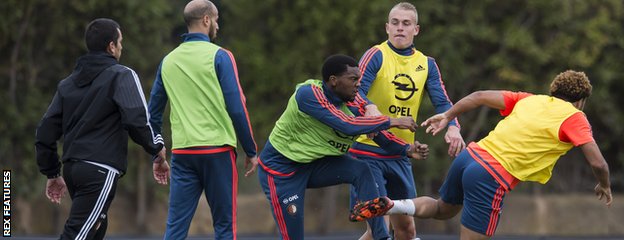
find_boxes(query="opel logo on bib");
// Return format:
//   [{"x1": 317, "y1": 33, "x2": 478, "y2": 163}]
[{"x1": 392, "y1": 73, "x2": 418, "y2": 101}]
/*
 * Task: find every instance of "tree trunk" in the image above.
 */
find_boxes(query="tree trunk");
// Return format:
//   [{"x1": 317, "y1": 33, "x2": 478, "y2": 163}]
[
  {"x1": 9, "y1": 1, "x2": 33, "y2": 105},
  {"x1": 317, "y1": 186, "x2": 337, "y2": 235},
  {"x1": 136, "y1": 151, "x2": 147, "y2": 233},
  {"x1": 466, "y1": 106, "x2": 491, "y2": 143},
  {"x1": 16, "y1": 200, "x2": 32, "y2": 234}
]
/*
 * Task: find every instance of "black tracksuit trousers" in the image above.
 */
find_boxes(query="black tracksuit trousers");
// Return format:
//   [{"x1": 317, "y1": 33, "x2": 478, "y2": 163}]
[{"x1": 60, "y1": 161, "x2": 119, "y2": 240}]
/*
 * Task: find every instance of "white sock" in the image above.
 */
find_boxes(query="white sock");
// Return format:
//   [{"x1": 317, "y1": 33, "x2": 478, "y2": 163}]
[{"x1": 386, "y1": 199, "x2": 415, "y2": 215}]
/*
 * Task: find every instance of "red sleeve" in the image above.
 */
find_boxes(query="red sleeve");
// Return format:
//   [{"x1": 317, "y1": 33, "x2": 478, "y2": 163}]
[
  {"x1": 500, "y1": 91, "x2": 533, "y2": 116},
  {"x1": 559, "y1": 112, "x2": 594, "y2": 146}
]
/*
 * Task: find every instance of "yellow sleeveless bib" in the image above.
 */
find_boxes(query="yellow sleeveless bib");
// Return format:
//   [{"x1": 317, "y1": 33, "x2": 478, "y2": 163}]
[
  {"x1": 357, "y1": 41, "x2": 429, "y2": 146},
  {"x1": 477, "y1": 95, "x2": 580, "y2": 183}
]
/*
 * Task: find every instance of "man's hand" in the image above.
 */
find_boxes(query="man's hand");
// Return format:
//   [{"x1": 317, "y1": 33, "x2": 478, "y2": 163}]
[
  {"x1": 153, "y1": 147, "x2": 170, "y2": 185},
  {"x1": 421, "y1": 113, "x2": 451, "y2": 136},
  {"x1": 445, "y1": 126, "x2": 465, "y2": 157},
  {"x1": 46, "y1": 177, "x2": 67, "y2": 204},
  {"x1": 153, "y1": 160, "x2": 170, "y2": 185},
  {"x1": 389, "y1": 116, "x2": 417, "y2": 132},
  {"x1": 595, "y1": 183, "x2": 613, "y2": 207},
  {"x1": 244, "y1": 156, "x2": 258, "y2": 177},
  {"x1": 365, "y1": 104, "x2": 382, "y2": 138},
  {"x1": 407, "y1": 141, "x2": 429, "y2": 160}
]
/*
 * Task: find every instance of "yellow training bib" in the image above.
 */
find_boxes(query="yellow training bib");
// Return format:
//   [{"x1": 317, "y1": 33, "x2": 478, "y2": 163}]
[{"x1": 357, "y1": 41, "x2": 429, "y2": 146}]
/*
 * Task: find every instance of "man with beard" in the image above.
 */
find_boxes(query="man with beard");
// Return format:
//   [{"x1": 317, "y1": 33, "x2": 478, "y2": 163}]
[
  {"x1": 148, "y1": 0, "x2": 258, "y2": 239},
  {"x1": 35, "y1": 18, "x2": 168, "y2": 240}
]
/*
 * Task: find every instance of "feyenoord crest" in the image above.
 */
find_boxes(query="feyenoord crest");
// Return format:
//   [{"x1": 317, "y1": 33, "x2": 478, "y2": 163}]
[{"x1": 287, "y1": 203, "x2": 297, "y2": 216}]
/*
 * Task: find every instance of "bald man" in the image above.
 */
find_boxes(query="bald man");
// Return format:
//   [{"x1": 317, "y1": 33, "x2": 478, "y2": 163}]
[{"x1": 148, "y1": 0, "x2": 258, "y2": 239}]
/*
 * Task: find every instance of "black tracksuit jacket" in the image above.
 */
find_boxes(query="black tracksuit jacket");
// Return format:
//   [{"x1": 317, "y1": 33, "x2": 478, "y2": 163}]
[{"x1": 35, "y1": 52, "x2": 164, "y2": 178}]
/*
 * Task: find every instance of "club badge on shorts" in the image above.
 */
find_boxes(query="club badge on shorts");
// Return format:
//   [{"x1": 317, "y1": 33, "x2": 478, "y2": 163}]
[{"x1": 287, "y1": 203, "x2": 297, "y2": 216}]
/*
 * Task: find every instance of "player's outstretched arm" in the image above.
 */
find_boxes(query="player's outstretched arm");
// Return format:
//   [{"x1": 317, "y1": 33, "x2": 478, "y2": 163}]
[
  {"x1": 421, "y1": 113, "x2": 451, "y2": 136},
  {"x1": 296, "y1": 85, "x2": 391, "y2": 136},
  {"x1": 422, "y1": 90, "x2": 505, "y2": 135},
  {"x1": 580, "y1": 141, "x2": 612, "y2": 206}
]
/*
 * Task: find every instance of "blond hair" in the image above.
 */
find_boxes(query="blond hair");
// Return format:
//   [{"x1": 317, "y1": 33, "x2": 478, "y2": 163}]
[{"x1": 390, "y1": 2, "x2": 418, "y2": 24}]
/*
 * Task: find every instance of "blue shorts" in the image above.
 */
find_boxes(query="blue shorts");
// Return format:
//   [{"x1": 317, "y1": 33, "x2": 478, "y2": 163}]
[
  {"x1": 439, "y1": 149, "x2": 508, "y2": 236},
  {"x1": 348, "y1": 153, "x2": 416, "y2": 200},
  {"x1": 348, "y1": 151, "x2": 416, "y2": 240},
  {"x1": 258, "y1": 141, "x2": 382, "y2": 240}
]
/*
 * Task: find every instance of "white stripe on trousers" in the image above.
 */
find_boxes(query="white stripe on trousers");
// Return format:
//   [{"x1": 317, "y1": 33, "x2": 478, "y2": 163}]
[{"x1": 75, "y1": 170, "x2": 116, "y2": 240}]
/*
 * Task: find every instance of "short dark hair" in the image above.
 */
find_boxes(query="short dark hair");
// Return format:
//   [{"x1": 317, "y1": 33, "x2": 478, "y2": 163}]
[
  {"x1": 549, "y1": 70, "x2": 592, "y2": 102},
  {"x1": 85, "y1": 18, "x2": 120, "y2": 52},
  {"x1": 322, "y1": 54, "x2": 358, "y2": 82}
]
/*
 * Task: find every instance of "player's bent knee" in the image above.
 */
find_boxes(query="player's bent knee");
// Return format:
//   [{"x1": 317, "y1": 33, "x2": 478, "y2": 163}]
[
  {"x1": 391, "y1": 217, "x2": 415, "y2": 230},
  {"x1": 391, "y1": 215, "x2": 416, "y2": 239}
]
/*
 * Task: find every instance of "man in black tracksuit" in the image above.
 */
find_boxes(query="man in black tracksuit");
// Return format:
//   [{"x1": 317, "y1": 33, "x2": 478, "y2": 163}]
[{"x1": 35, "y1": 18, "x2": 169, "y2": 240}]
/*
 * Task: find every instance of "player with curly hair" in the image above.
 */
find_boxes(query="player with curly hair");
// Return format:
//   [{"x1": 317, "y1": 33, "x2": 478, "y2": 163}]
[{"x1": 358, "y1": 70, "x2": 613, "y2": 240}]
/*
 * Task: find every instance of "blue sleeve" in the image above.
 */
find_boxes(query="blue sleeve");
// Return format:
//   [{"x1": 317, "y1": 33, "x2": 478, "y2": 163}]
[
  {"x1": 346, "y1": 91, "x2": 409, "y2": 156},
  {"x1": 372, "y1": 131, "x2": 410, "y2": 155},
  {"x1": 425, "y1": 57, "x2": 459, "y2": 128},
  {"x1": 215, "y1": 49, "x2": 257, "y2": 157},
  {"x1": 355, "y1": 48, "x2": 383, "y2": 105},
  {"x1": 148, "y1": 62, "x2": 168, "y2": 135},
  {"x1": 346, "y1": 100, "x2": 367, "y2": 117},
  {"x1": 295, "y1": 85, "x2": 391, "y2": 136}
]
